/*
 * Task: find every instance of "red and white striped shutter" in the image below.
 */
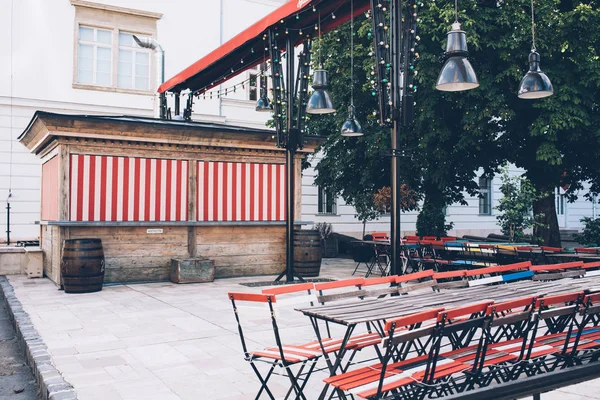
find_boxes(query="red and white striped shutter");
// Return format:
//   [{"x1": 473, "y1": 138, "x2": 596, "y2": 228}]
[
  {"x1": 70, "y1": 154, "x2": 188, "y2": 222},
  {"x1": 197, "y1": 161, "x2": 285, "y2": 222}
]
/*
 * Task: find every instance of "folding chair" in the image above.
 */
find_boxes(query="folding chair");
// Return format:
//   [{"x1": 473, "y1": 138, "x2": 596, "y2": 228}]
[
  {"x1": 396, "y1": 269, "x2": 437, "y2": 293},
  {"x1": 370, "y1": 232, "x2": 390, "y2": 241},
  {"x1": 351, "y1": 243, "x2": 377, "y2": 277},
  {"x1": 228, "y1": 290, "x2": 329, "y2": 400},
  {"x1": 371, "y1": 302, "x2": 494, "y2": 400},
  {"x1": 433, "y1": 270, "x2": 468, "y2": 290},
  {"x1": 567, "y1": 292, "x2": 600, "y2": 365},
  {"x1": 323, "y1": 308, "x2": 445, "y2": 400},
  {"x1": 465, "y1": 261, "x2": 534, "y2": 287},
  {"x1": 451, "y1": 296, "x2": 538, "y2": 392},
  {"x1": 530, "y1": 261, "x2": 585, "y2": 281},
  {"x1": 314, "y1": 279, "x2": 386, "y2": 352},
  {"x1": 489, "y1": 291, "x2": 584, "y2": 381},
  {"x1": 581, "y1": 261, "x2": 600, "y2": 277},
  {"x1": 575, "y1": 247, "x2": 600, "y2": 255}
]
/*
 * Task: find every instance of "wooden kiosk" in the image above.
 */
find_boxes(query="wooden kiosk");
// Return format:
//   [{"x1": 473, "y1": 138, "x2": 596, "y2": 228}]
[{"x1": 19, "y1": 111, "x2": 322, "y2": 286}]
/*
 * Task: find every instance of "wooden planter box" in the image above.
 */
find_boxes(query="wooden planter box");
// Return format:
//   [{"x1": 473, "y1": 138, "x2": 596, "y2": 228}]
[{"x1": 171, "y1": 258, "x2": 215, "y2": 283}]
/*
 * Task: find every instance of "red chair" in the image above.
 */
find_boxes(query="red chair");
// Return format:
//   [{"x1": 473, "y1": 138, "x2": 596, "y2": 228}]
[
  {"x1": 370, "y1": 232, "x2": 390, "y2": 241},
  {"x1": 575, "y1": 247, "x2": 600, "y2": 254},
  {"x1": 228, "y1": 291, "x2": 330, "y2": 399}
]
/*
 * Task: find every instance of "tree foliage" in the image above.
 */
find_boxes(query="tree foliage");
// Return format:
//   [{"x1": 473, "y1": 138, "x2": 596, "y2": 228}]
[
  {"x1": 495, "y1": 168, "x2": 546, "y2": 242},
  {"x1": 307, "y1": 0, "x2": 600, "y2": 242},
  {"x1": 575, "y1": 218, "x2": 600, "y2": 247}
]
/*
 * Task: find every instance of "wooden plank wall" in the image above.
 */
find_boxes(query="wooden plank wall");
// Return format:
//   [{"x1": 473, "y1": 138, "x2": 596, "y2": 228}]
[
  {"x1": 68, "y1": 226, "x2": 188, "y2": 283},
  {"x1": 195, "y1": 225, "x2": 285, "y2": 278},
  {"x1": 40, "y1": 225, "x2": 62, "y2": 285}
]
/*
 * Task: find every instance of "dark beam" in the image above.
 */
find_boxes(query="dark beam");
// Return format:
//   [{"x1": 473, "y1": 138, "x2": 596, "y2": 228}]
[{"x1": 443, "y1": 361, "x2": 600, "y2": 400}]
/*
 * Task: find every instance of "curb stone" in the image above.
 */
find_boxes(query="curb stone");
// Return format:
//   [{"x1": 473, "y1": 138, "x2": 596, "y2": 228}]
[{"x1": 0, "y1": 276, "x2": 78, "y2": 400}]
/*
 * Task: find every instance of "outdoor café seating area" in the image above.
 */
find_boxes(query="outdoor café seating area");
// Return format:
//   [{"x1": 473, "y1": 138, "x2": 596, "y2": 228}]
[
  {"x1": 349, "y1": 232, "x2": 600, "y2": 278},
  {"x1": 229, "y1": 260, "x2": 600, "y2": 399}
]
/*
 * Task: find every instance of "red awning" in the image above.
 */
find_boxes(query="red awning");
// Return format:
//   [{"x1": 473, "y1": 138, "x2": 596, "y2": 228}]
[{"x1": 158, "y1": 0, "x2": 370, "y2": 94}]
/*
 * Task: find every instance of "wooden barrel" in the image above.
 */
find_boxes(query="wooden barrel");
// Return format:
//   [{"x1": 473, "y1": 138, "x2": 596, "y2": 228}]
[
  {"x1": 293, "y1": 230, "x2": 322, "y2": 277},
  {"x1": 61, "y1": 239, "x2": 105, "y2": 294}
]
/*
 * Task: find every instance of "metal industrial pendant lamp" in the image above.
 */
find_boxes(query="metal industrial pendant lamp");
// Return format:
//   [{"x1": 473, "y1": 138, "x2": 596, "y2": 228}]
[
  {"x1": 341, "y1": 105, "x2": 362, "y2": 136},
  {"x1": 255, "y1": 94, "x2": 273, "y2": 112},
  {"x1": 436, "y1": 0, "x2": 479, "y2": 92},
  {"x1": 307, "y1": 11, "x2": 335, "y2": 114},
  {"x1": 341, "y1": 0, "x2": 363, "y2": 136},
  {"x1": 518, "y1": 0, "x2": 553, "y2": 99}
]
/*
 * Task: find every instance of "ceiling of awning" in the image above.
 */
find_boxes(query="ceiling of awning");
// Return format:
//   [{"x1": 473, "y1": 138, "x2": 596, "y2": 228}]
[{"x1": 158, "y1": 0, "x2": 370, "y2": 95}]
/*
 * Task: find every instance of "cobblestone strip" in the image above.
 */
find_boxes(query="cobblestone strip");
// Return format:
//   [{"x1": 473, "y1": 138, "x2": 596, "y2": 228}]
[{"x1": 0, "y1": 277, "x2": 77, "y2": 400}]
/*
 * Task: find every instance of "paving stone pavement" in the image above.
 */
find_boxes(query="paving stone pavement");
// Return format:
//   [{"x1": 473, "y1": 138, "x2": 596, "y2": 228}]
[{"x1": 5, "y1": 258, "x2": 600, "y2": 400}]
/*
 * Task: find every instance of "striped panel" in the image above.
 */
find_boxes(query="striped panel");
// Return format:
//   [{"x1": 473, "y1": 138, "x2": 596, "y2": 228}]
[
  {"x1": 70, "y1": 154, "x2": 188, "y2": 222},
  {"x1": 197, "y1": 161, "x2": 286, "y2": 222}
]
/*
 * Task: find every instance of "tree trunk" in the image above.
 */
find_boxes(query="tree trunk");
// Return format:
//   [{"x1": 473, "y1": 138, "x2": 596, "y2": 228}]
[
  {"x1": 533, "y1": 191, "x2": 562, "y2": 247},
  {"x1": 416, "y1": 190, "x2": 447, "y2": 238},
  {"x1": 362, "y1": 220, "x2": 366, "y2": 239}
]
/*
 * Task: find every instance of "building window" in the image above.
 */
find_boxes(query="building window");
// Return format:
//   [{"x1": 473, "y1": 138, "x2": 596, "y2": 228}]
[
  {"x1": 556, "y1": 188, "x2": 565, "y2": 215},
  {"x1": 77, "y1": 26, "x2": 113, "y2": 86},
  {"x1": 118, "y1": 33, "x2": 151, "y2": 90},
  {"x1": 248, "y1": 72, "x2": 258, "y2": 101},
  {"x1": 479, "y1": 177, "x2": 492, "y2": 215},
  {"x1": 318, "y1": 187, "x2": 337, "y2": 215},
  {"x1": 71, "y1": 0, "x2": 161, "y2": 93},
  {"x1": 77, "y1": 26, "x2": 152, "y2": 90}
]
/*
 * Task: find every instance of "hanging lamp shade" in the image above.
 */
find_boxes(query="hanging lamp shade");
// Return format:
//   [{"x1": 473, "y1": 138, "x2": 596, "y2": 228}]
[
  {"x1": 340, "y1": 105, "x2": 363, "y2": 136},
  {"x1": 255, "y1": 93, "x2": 273, "y2": 112},
  {"x1": 436, "y1": 22, "x2": 479, "y2": 92},
  {"x1": 306, "y1": 70, "x2": 335, "y2": 114},
  {"x1": 518, "y1": 51, "x2": 553, "y2": 99}
]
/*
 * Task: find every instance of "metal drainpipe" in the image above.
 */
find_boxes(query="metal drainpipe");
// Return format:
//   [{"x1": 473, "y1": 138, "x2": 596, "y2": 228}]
[
  {"x1": 218, "y1": 0, "x2": 224, "y2": 117},
  {"x1": 6, "y1": 191, "x2": 11, "y2": 245},
  {"x1": 133, "y1": 35, "x2": 164, "y2": 118}
]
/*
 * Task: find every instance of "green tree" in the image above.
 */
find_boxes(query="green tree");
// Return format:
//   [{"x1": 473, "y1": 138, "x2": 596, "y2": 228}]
[
  {"x1": 495, "y1": 168, "x2": 546, "y2": 242},
  {"x1": 307, "y1": 0, "x2": 600, "y2": 245}
]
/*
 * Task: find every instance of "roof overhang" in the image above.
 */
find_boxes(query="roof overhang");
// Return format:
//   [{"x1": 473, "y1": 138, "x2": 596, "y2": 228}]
[
  {"x1": 19, "y1": 111, "x2": 325, "y2": 156},
  {"x1": 158, "y1": 0, "x2": 370, "y2": 95}
]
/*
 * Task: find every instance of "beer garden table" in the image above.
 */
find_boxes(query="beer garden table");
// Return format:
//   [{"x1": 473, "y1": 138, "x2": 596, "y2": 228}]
[{"x1": 294, "y1": 280, "x2": 571, "y2": 399}]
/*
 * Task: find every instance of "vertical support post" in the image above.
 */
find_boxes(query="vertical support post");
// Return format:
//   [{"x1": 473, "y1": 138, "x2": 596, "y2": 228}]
[
  {"x1": 188, "y1": 160, "x2": 198, "y2": 258},
  {"x1": 389, "y1": 0, "x2": 403, "y2": 275},
  {"x1": 285, "y1": 35, "x2": 296, "y2": 283},
  {"x1": 174, "y1": 93, "x2": 181, "y2": 116}
]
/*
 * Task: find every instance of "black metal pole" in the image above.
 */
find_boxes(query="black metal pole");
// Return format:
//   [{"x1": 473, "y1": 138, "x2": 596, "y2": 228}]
[
  {"x1": 389, "y1": 0, "x2": 403, "y2": 275},
  {"x1": 285, "y1": 35, "x2": 296, "y2": 283},
  {"x1": 5, "y1": 201, "x2": 10, "y2": 246}
]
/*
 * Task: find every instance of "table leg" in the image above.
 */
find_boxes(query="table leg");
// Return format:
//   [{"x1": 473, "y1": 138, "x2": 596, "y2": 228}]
[{"x1": 309, "y1": 317, "x2": 355, "y2": 400}]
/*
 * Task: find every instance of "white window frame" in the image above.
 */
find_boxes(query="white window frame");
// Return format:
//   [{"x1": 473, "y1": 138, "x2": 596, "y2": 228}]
[
  {"x1": 74, "y1": 24, "x2": 155, "y2": 94},
  {"x1": 77, "y1": 26, "x2": 113, "y2": 86},
  {"x1": 247, "y1": 69, "x2": 260, "y2": 101},
  {"x1": 317, "y1": 186, "x2": 338, "y2": 215},
  {"x1": 479, "y1": 176, "x2": 493, "y2": 216},
  {"x1": 117, "y1": 31, "x2": 152, "y2": 91}
]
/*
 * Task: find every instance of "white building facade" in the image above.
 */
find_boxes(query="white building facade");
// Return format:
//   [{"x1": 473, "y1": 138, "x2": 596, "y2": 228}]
[{"x1": 1, "y1": 0, "x2": 597, "y2": 242}]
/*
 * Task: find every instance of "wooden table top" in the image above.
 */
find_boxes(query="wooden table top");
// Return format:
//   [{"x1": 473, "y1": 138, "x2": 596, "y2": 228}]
[{"x1": 296, "y1": 275, "x2": 600, "y2": 326}]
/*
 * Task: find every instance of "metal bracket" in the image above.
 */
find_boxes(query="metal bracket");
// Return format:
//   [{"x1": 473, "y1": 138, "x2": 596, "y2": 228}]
[
  {"x1": 294, "y1": 39, "x2": 312, "y2": 150},
  {"x1": 370, "y1": 0, "x2": 392, "y2": 126},
  {"x1": 183, "y1": 93, "x2": 194, "y2": 121},
  {"x1": 267, "y1": 30, "x2": 286, "y2": 148}
]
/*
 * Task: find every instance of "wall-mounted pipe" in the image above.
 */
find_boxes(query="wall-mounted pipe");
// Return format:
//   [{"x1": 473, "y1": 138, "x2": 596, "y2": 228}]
[{"x1": 133, "y1": 35, "x2": 165, "y2": 119}]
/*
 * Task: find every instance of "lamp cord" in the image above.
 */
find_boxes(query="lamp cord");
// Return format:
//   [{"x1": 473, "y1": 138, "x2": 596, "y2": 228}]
[
  {"x1": 531, "y1": 0, "x2": 536, "y2": 51},
  {"x1": 350, "y1": 0, "x2": 354, "y2": 106},
  {"x1": 455, "y1": 0, "x2": 459, "y2": 22},
  {"x1": 318, "y1": 11, "x2": 322, "y2": 68}
]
